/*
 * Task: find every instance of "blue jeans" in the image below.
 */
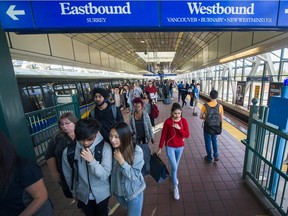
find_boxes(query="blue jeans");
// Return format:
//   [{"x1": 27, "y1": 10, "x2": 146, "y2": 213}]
[
  {"x1": 116, "y1": 192, "x2": 143, "y2": 216},
  {"x1": 204, "y1": 131, "x2": 219, "y2": 161},
  {"x1": 166, "y1": 146, "x2": 184, "y2": 187}
]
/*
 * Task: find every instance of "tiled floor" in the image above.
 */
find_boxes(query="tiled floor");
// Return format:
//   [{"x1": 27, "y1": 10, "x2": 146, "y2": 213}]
[{"x1": 43, "y1": 98, "x2": 270, "y2": 216}]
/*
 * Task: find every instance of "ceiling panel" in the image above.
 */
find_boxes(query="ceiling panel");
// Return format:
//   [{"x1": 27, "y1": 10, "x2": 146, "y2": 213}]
[{"x1": 64, "y1": 32, "x2": 222, "y2": 72}]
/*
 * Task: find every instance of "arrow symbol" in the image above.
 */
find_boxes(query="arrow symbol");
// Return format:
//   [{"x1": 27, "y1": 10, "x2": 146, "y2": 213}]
[{"x1": 6, "y1": 5, "x2": 25, "y2": 20}]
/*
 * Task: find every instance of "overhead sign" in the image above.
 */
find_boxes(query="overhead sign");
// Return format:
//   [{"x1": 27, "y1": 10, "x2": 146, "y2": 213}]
[
  {"x1": 278, "y1": 0, "x2": 288, "y2": 27},
  {"x1": 32, "y1": 1, "x2": 159, "y2": 30},
  {"x1": 161, "y1": 0, "x2": 278, "y2": 28},
  {"x1": 0, "y1": 1, "x2": 159, "y2": 31},
  {"x1": 247, "y1": 76, "x2": 273, "y2": 82},
  {"x1": 0, "y1": 1, "x2": 34, "y2": 30},
  {"x1": 0, "y1": 0, "x2": 287, "y2": 32}
]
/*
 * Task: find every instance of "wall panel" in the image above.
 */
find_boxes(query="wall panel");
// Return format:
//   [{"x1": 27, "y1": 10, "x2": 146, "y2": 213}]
[
  {"x1": 73, "y1": 40, "x2": 90, "y2": 63},
  {"x1": 49, "y1": 34, "x2": 74, "y2": 60},
  {"x1": 9, "y1": 33, "x2": 50, "y2": 55},
  {"x1": 231, "y1": 32, "x2": 253, "y2": 52},
  {"x1": 218, "y1": 32, "x2": 231, "y2": 58}
]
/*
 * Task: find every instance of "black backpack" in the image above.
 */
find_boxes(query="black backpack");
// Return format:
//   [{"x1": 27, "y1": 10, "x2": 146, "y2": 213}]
[
  {"x1": 204, "y1": 103, "x2": 222, "y2": 135},
  {"x1": 66, "y1": 140, "x2": 105, "y2": 192}
]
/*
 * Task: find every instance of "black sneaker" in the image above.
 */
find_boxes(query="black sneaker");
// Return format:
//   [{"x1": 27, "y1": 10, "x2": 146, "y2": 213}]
[
  {"x1": 214, "y1": 157, "x2": 219, "y2": 162},
  {"x1": 204, "y1": 156, "x2": 212, "y2": 163}
]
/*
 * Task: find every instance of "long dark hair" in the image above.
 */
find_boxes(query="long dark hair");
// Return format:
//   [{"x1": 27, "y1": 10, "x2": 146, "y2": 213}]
[
  {"x1": 170, "y1": 102, "x2": 182, "y2": 117},
  {"x1": 111, "y1": 122, "x2": 134, "y2": 165},
  {"x1": 0, "y1": 132, "x2": 19, "y2": 197}
]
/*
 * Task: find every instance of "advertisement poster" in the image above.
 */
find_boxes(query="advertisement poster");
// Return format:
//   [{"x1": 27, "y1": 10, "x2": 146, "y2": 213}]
[
  {"x1": 268, "y1": 82, "x2": 283, "y2": 105},
  {"x1": 254, "y1": 85, "x2": 260, "y2": 98},
  {"x1": 235, "y1": 81, "x2": 246, "y2": 106}
]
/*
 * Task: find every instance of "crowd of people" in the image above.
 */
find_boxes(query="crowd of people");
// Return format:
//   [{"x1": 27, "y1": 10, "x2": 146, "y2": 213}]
[{"x1": 0, "y1": 79, "x2": 224, "y2": 216}]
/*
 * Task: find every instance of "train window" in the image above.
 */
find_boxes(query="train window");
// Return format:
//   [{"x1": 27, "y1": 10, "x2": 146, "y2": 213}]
[
  {"x1": 63, "y1": 84, "x2": 70, "y2": 89},
  {"x1": 54, "y1": 85, "x2": 63, "y2": 90},
  {"x1": 42, "y1": 85, "x2": 55, "y2": 108},
  {"x1": 27, "y1": 86, "x2": 45, "y2": 110},
  {"x1": 76, "y1": 83, "x2": 85, "y2": 105},
  {"x1": 69, "y1": 84, "x2": 76, "y2": 89},
  {"x1": 19, "y1": 86, "x2": 38, "y2": 113},
  {"x1": 82, "y1": 82, "x2": 93, "y2": 103}
]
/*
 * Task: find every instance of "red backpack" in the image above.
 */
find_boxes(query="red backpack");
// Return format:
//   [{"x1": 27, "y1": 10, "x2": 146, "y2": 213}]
[{"x1": 151, "y1": 104, "x2": 159, "y2": 118}]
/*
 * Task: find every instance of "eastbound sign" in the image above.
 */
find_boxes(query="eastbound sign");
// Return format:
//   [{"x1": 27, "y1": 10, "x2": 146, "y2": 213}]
[
  {"x1": 0, "y1": 0, "x2": 287, "y2": 32},
  {"x1": 32, "y1": 1, "x2": 159, "y2": 30},
  {"x1": 0, "y1": 1, "x2": 159, "y2": 31}
]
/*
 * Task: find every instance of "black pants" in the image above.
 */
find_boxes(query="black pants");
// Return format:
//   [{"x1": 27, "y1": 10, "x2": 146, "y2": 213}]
[
  {"x1": 78, "y1": 196, "x2": 110, "y2": 216},
  {"x1": 149, "y1": 114, "x2": 155, "y2": 127},
  {"x1": 190, "y1": 95, "x2": 194, "y2": 106}
]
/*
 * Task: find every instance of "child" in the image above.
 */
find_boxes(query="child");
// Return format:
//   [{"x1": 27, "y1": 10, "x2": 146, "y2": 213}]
[
  {"x1": 150, "y1": 99, "x2": 159, "y2": 127},
  {"x1": 109, "y1": 122, "x2": 146, "y2": 216}
]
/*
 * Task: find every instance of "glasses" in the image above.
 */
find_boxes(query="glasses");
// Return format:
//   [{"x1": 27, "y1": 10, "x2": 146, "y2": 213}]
[{"x1": 60, "y1": 121, "x2": 72, "y2": 126}]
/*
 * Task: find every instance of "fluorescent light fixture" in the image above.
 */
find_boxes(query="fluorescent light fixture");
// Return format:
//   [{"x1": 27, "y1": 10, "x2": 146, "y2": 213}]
[
  {"x1": 136, "y1": 52, "x2": 176, "y2": 63},
  {"x1": 219, "y1": 48, "x2": 260, "y2": 63}
]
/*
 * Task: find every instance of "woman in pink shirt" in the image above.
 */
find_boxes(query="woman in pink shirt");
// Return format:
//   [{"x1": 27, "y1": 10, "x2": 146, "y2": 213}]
[{"x1": 157, "y1": 103, "x2": 190, "y2": 200}]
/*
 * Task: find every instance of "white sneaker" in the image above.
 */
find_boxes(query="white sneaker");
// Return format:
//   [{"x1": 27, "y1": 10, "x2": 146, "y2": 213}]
[{"x1": 174, "y1": 187, "x2": 180, "y2": 200}]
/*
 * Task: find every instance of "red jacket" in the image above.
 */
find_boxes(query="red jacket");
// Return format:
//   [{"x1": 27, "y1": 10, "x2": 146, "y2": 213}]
[
  {"x1": 145, "y1": 85, "x2": 157, "y2": 94},
  {"x1": 159, "y1": 117, "x2": 190, "y2": 149}
]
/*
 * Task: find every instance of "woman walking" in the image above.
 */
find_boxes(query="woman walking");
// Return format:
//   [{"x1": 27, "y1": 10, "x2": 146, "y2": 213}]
[
  {"x1": 110, "y1": 122, "x2": 146, "y2": 216},
  {"x1": 157, "y1": 103, "x2": 190, "y2": 200}
]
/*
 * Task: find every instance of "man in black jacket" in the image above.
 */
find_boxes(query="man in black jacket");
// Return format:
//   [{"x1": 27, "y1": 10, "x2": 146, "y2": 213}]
[{"x1": 89, "y1": 88, "x2": 124, "y2": 143}]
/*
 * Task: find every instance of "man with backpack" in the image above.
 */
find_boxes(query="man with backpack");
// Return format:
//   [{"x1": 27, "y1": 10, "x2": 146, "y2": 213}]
[
  {"x1": 89, "y1": 87, "x2": 124, "y2": 143},
  {"x1": 200, "y1": 90, "x2": 224, "y2": 163},
  {"x1": 62, "y1": 118, "x2": 112, "y2": 216}
]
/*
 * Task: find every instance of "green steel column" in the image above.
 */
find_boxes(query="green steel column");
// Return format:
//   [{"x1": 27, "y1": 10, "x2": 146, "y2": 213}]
[
  {"x1": 242, "y1": 98, "x2": 258, "y2": 179},
  {"x1": 72, "y1": 94, "x2": 81, "y2": 119},
  {"x1": 0, "y1": 24, "x2": 36, "y2": 160}
]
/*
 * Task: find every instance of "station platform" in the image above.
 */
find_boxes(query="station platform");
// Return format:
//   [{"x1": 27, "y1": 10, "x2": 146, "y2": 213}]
[{"x1": 43, "y1": 98, "x2": 270, "y2": 216}]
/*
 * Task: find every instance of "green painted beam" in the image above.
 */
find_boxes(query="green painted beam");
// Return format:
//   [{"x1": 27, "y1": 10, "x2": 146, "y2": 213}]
[{"x1": 0, "y1": 24, "x2": 36, "y2": 160}]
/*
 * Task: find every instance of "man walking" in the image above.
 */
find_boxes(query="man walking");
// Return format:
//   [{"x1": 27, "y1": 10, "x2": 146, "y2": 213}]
[
  {"x1": 200, "y1": 90, "x2": 224, "y2": 163},
  {"x1": 89, "y1": 88, "x2": 124, "y2": 143}
]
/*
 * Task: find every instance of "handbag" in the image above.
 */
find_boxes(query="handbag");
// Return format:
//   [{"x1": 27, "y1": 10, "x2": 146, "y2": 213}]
[{"x1": 149, "y1": 153, "x2": 169, "y2": 183}]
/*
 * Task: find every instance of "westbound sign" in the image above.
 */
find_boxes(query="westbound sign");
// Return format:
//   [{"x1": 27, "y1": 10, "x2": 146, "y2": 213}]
[
  {"x1": 0, "y1": 0, "x2": 287, "y2": 32},
  {"x1": 161, "y1": 1, "x2": 278, "y2": 28}
]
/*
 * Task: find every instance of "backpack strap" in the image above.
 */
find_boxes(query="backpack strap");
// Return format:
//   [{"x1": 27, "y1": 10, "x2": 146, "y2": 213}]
[
  {"x1": 111, "y1": 104, "x2": 117, "y2": 120},
  {"x1": 94, "y1": 139, "x2": 105, "y2": 164},
  {"x1": 204, "y1": 103, "x2": 210, "y2": 120}
]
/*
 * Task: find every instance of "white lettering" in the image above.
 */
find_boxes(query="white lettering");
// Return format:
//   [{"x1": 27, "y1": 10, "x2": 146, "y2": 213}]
[
  {"x1": 60, "y1": 2, "x2": 131, "y2": 15},
  {"x1": 187, "y1": 2, "x2": 255, "y2": 15}
]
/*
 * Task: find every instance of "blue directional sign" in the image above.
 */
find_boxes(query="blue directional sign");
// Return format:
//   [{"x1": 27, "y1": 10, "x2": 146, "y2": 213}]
[
  {"x1": 32, "y1": 1, "x2": 159, "y2": 30},
  {"x1": 161, "y1": 0, "x2": 279, "y2": 28},
  {"x1": 0, "y1": 1, "x2": 34, "y2": 30},
  {"x1": 278, "y1": 0, "x2": 288, "y2": 27},
  {"x1": 0, "y1": 0, "x2": 286, "y2": 32}
]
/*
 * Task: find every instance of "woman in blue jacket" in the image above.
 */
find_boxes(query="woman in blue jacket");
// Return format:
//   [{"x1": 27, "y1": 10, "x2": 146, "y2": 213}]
[{"x1": 109, "y1": 122, "x2": 146, "y2": 216}]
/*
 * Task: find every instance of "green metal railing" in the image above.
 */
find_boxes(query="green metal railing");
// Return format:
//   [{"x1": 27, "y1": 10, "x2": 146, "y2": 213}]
[
  {"x1": 242, "y1": 99, "x2": 288, "y2": 216},
  {"x1": 25, "y1": 95, "x2": 80, "y2": 164}
]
